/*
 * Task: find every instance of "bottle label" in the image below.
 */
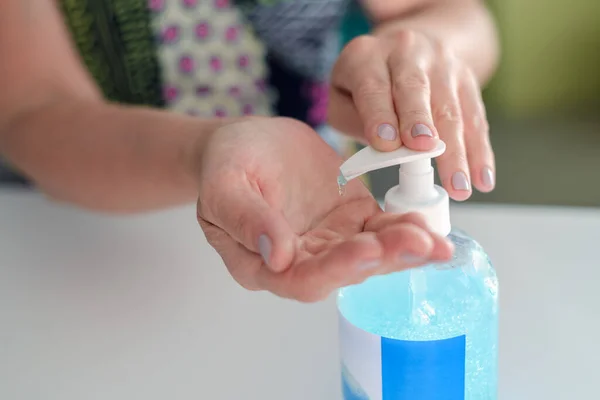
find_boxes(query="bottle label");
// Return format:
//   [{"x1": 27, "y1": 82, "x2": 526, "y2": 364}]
[{"x1": 339, "y1": 311, "x2": 466, "y2": 400}]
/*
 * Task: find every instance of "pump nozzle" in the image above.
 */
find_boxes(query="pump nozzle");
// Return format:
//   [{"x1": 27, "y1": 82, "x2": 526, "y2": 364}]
[{"x1": 339, "y1": 140, "x2": 451, "y2": 236}]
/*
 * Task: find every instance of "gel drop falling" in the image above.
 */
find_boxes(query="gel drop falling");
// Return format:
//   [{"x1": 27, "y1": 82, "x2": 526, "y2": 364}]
[{"x1": 337, "y1": 173, "x2": 347, "y2": 196}]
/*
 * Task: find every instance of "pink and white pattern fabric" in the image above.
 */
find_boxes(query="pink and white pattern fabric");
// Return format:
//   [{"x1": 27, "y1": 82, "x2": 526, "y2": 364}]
[{"x1": 148, "y1": 0, "x2": 273, "y2": 118}]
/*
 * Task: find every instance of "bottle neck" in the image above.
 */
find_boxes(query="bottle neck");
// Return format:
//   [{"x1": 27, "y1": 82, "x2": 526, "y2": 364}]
[
  {"x1": 384, "y1": 184, "x2": 451, "y2": 237},
  {"x1": 398, "y1": 162, "x2": 438, "y2": 201}
]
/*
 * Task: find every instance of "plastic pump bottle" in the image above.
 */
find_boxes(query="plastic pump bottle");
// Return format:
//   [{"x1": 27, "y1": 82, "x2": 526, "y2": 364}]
[{"x1": 337, "y1": 140, "x2": 498, "y2": 400}]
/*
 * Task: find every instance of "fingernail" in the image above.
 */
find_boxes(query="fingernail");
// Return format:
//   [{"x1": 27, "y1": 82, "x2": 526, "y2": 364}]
[
  {"x1": 358, "y1": 259, "x2": 381, "y2": 271},
  {"x1": 482, "y1": 167, "x2": 495, "y2": 188},
  {"x1": 411, "y1": 123, "x2": 433, "y2": 138},
  {"x1": 399, "y1": 254, "x2": 426, "y2": 264},
  {"x1": 258, "y1": 234, "x2": 272, "y2": 266},
  {"x1": 377, "y1": 124, "x2": 398, "y2": 141},
  {"x1": 451, "y1": 171, "x2": 470, "y2": 191}
]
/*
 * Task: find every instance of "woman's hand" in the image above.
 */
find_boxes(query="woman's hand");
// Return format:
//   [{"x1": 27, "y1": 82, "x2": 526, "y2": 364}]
[
  {"x1": 328, "y1": 30, "x2": 495, "y2": 201},
  {"x1": 195, "y1": 117, "x2": 453, "y2": 302}
]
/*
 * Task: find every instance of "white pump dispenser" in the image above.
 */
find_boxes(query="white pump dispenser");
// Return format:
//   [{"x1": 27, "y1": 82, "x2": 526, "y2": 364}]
[
  {"x1": 339, "y1": 140, "x2": 451, "y2": 236},
  {"x1": 337, "y1": 141, "x2": 499, "y2": 400}
]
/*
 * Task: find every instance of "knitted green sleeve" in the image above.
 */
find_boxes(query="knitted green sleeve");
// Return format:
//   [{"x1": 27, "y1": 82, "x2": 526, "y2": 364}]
[{"x1": 58, "y1": 0, "x2": 164, "y2": 107}]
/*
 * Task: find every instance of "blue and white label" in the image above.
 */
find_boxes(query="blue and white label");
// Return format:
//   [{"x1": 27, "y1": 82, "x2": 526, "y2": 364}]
[{"x1": 339, "y1": 311, "x2": 466, "y2": 400}]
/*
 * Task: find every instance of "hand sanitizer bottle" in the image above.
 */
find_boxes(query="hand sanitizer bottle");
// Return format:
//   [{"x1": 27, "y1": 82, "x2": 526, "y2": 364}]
[{"x1": 337, "y1": 140, "x2": 498, "y2": 400}]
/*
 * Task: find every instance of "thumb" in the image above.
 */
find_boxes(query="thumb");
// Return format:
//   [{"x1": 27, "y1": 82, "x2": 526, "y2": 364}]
[{"x1": 201, "y1": 186, "x2": 296, "y2": 273}]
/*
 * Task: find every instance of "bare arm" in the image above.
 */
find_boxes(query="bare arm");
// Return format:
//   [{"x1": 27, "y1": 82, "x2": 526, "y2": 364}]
[
  {"x1": 0, "y1": 0, "x2": 222, "y2": 212},
  {"x1": 361, "y1": 0, "x2": 500, "y2": 84}
]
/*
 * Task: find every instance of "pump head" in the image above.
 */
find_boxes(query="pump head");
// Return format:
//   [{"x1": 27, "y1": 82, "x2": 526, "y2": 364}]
[{"x1": 339, "y1": 140, "x2": 451, "y2": 236}]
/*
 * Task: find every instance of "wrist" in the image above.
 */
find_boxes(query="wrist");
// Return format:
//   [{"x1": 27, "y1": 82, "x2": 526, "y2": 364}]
[
  {"x1": 373, "y1": 26, "x2": 439, "y2": 49},
  {"x1": 183, "y1": 116, "x2": 263, "y2": 194},
  {"x1": 179, "y1": 117, "x2": 223, "y2": 196}
]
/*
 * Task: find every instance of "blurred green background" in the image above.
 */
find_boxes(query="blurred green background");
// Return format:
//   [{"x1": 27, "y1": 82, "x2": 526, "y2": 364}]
[{"x1": 343, "y1": 0, "x2": 600, "y2": 207}]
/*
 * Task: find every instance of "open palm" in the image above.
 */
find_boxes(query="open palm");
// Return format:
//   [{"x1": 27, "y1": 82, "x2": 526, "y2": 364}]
[{"x1": 196, "y1": 117, "x2": 452, "y2": 302}]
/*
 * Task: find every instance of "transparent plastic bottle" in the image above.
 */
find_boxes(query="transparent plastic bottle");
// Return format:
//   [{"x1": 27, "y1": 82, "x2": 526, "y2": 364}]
[
  {"x1": 336, "y1": 141, "x2": 498, "y2": 400},
  {"x1": 338, "y1": 228, "x2": 498, "y2": 399}
]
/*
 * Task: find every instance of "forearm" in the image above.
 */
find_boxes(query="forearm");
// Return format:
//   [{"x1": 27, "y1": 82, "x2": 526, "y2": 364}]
[
  {"x1": 0, "y1": 101, "x2": 222, "y2": 212},
  {"x1": 370, "y1": 0, "x2": 500, "y2": 84}
]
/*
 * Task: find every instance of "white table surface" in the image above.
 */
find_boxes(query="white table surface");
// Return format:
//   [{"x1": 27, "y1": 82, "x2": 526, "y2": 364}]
[{"x1": 1, "y1": 188, "x2": 599, "y2": 400}]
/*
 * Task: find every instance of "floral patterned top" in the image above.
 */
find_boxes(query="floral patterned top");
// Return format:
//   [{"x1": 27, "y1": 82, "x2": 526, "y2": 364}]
[{"x1": 148, "y1": 0, "x2": 274, "y2": 118}]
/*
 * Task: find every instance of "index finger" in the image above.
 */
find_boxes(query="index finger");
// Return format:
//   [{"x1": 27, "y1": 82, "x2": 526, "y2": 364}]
[{"x1": 332, "y1": 36, "x2": 401, "y2": 151}]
